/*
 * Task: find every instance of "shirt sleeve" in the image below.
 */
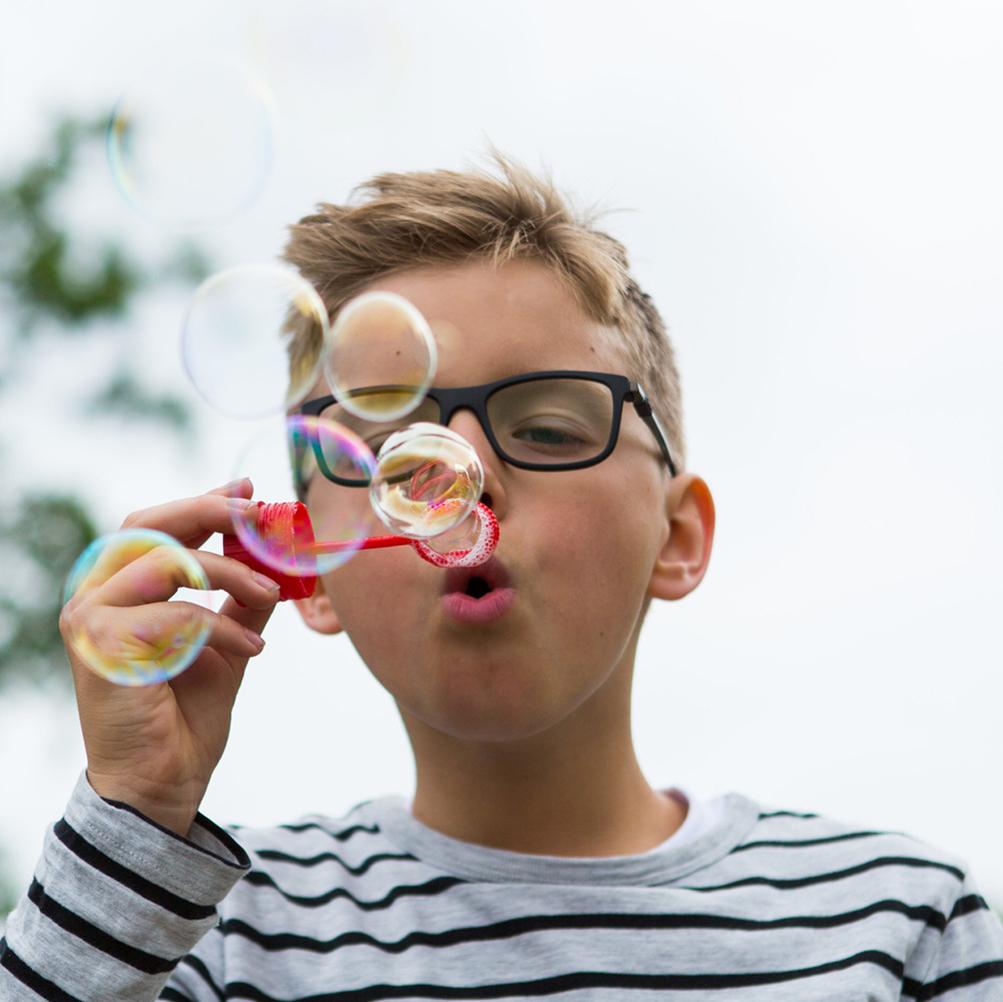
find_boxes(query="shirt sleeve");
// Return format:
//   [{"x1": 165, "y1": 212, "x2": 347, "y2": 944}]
[
  {"x1": 911, "y1": 867, "x2": 1003, "y2": 1000},
  {"x1": 0, "y1": 771, "x2": 249, "y2": 1002}
]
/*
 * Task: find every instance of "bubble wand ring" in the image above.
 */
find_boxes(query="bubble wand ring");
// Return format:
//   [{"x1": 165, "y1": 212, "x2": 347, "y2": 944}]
[{"x1": 410, "y1": 503, "x2": 498, "y2": 568}]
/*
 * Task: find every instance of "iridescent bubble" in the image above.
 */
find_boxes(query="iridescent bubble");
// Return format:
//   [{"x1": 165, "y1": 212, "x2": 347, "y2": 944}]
[
  {"x1": 62, "y1": 529, "x2": 210, "y2": 686},
  {"x1": 228, "y1": 415, "x2": 380, "y2": 577},
  {"x1": 182, "y1": 263, "x2": 328, "y2": 419},
  {"x1": 413, "y1": 503, "x2": 499, "y2": 569},
  {"x1": 324, "y1": 291, "x2": 437, "y2": 422},
  {"x1": 106, "y1": 54, "x2": 275, "y2": 228},
  {"x1": 370, "y1": 423, "x2": 483, "y2": 539}
]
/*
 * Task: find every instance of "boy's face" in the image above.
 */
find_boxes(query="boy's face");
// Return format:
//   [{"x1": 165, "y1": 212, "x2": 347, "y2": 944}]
[{"x1": 299, "y1": 258, "x2": 695, "y2": 744}]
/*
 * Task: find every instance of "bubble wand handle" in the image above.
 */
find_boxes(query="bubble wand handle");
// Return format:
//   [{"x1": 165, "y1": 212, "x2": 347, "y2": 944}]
[{"x1": 310, "y1": 534, "x2": 411, "y2": 554}]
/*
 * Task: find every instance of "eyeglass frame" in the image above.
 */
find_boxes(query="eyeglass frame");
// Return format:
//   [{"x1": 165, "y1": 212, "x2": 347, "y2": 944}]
[{"x1": 298, "y1": 370, "x2": 678, "y2": 486}]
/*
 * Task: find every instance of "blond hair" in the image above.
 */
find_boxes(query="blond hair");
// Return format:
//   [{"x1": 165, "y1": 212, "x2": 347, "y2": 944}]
[{"x1": 282, "y1": 154, "x2": 686, "y2": 470}]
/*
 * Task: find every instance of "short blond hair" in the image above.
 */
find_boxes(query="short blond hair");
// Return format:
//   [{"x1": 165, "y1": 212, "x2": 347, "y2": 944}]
[{"x1": 282, "y1": 154, "x2": 686, "y2": 470}]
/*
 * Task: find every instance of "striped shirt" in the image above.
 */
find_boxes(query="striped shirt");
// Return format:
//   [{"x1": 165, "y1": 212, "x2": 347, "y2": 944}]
[{"x1": 2, "y1": 772, "x2": 1001, "y2": 1000}]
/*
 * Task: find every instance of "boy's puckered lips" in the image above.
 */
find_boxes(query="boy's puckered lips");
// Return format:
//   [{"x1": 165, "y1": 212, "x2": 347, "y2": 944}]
[
  {"x1": 441, "y1": 556, "x2": 513, "y2": 596},
  {"x1": 440, "y1": 554, "x2": 517, "y2": 623}
]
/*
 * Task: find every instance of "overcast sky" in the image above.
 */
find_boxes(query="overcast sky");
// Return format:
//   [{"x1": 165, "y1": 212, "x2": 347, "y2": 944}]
[{"x1": 1, "y1": 0, "x2": 1001, "y2": 908}]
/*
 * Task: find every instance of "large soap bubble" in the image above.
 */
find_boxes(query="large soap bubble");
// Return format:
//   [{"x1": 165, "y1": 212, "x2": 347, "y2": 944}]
[
  {"x1": 182, "y1": 263, "x2": 328, "y2": 419},
  {"x1": 369, "y1": 423, "x2": 483, "y2": 539},
  {"x1": 324, "y1": 291, "x2": 437, "y2": 422},
  {"x1": 107, "y1": 55, "x2": 275, "y2": 228},
  {"x1": 62, "y1": 529, "x2": 211, "y2": 686},
  {"x1": 227, "y1": 415, "x2": 380, "y2": 577}
]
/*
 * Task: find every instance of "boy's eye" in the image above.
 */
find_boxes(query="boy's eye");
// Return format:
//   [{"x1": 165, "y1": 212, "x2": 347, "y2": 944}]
[
  {"x1": 510, "y1": 420, "x2": 592, "y2": 452},
  {"x1": 514, "y1": 426, "x2": 580, "y2": 445}
]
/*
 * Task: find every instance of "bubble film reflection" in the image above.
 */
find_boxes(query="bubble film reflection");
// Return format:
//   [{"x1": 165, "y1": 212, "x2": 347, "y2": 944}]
[
  {"x1": 62, "y1": 529, "x2": 210, "y2": 686},
  {"x1": 324, "y1": 291, "x2": 437, "y2": 421},
  {"x1": 228, "y1": 416, "x2": 379, "y2": 576},
  {"x1": 182, "y1": 263, "x2": 328, "y2": 419},
  {"x1": 107, "y1": 55, "x2": 275, "y2": 228},
  {"x1": 369, "y1": 423, "x2": 483, "y2": 539}
]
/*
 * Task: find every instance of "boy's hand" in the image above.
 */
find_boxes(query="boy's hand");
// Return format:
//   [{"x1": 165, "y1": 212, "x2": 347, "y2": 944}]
[{"x1": 60, "y1": 479, "x2": 280, "y2": 837}]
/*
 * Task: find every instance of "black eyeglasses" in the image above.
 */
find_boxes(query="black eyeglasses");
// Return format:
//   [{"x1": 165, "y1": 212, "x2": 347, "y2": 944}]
[{"x1": 298, "y1": 370, "x2": 677, "y2": 487}]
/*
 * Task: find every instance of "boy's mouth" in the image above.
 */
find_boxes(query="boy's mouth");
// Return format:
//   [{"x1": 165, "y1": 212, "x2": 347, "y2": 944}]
[{"x1": 441, "y1": 557, "x2": 516, "y2": 624}]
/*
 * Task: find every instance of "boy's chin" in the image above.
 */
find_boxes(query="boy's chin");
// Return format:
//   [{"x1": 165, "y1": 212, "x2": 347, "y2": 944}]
[
  {"x1": 395, "y1": 669, "x2": 598, "y2": 746},
  {"x1": 406, "y1": 710, "x2": 569, "y2": 745}
]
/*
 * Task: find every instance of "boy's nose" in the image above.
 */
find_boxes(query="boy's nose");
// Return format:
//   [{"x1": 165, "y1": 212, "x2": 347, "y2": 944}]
[{"x1": 444, "y1": 408, "x2": 507, "y2": 519}]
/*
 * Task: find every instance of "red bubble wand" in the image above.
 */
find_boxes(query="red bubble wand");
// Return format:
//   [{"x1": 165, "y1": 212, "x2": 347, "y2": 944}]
[{"x1": 223, "y1": 500, "x2": 499, "y2": 600}]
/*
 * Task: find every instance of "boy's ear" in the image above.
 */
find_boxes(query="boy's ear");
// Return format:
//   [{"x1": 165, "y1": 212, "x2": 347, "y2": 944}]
[
  {"x1": 648, "y1": 474, "x2": 716, "y2": 602},
  {"x1": 294, "y1": 582, "x2": 344, "y2": 636}
]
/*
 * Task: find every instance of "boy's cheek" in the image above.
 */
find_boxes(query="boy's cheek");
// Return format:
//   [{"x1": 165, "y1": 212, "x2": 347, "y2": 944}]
[{"x1": 322, "y1": 546, "x2": 447, "y2": 646}]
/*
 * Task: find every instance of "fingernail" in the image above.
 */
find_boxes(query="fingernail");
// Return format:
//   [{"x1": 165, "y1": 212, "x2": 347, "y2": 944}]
[
  {"x1": 244, "y1": 628, "x2": 265, "y2": 652},
  {"x1": 227, "y1": 497, "x2": 255, "y2": 511},
  {"x1": 252, "y1": 572, "x2": 280, "y2": 593}
]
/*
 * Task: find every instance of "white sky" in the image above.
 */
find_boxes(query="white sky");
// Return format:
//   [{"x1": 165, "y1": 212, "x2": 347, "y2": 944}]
[{"x1": 1, "y1": 0, "x2": 1001, "y2": 909}]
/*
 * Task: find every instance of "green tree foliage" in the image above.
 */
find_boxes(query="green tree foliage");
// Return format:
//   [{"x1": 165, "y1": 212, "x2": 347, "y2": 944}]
[
  {"x1": 0, "y1": 495, "x2": 97, "y2": 684},
  {"x1": 0, "y1": 115, "x2": 211, "y2": 690},
  {"x1": 1, "y1": 118, "x2": 137, "y2": 330}
]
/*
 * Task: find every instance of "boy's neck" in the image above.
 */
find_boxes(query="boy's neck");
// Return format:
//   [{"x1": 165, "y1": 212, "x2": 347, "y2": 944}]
[{"x1": 401, "y1": 682, "x2": 686, "y2": 858}]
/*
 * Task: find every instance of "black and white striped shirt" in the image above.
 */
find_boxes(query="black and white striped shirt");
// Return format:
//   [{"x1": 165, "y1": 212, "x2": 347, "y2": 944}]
[{"x1": 2, "y1": 772, "x2": 1001, "y2": 1000}]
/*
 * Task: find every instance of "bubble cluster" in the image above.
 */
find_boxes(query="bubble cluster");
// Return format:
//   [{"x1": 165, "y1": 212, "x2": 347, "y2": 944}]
[
  {"x1": 79, "y1": 57, "x2": 513, "y2": 693},
  {"x1": 182, "y1": 263, "x2": 328, "y2": 419},
  {"x1": 228, "y1": 415, "x2": 380, "y2": 576},
  {"x1": 369, "y1": 423, "x2": 483, "y2": 539},
  {"x1": 325, "y1": 291, "x2": 437, "y2": 422},
  {"x1": 107, "y1": 55, "x2": 275, "y2": 228},
  {"x1": 62, "y1": 529, "x2": 211, "y2": 686}
]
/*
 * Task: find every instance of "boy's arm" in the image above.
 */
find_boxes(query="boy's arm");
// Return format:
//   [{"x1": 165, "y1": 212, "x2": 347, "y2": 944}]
[
  {"x1": 907, "y1": 868, "x2": 1003, "y2": 1000},
  {"x1": 0, "y1": 772, "x2": 249, "y2": 1002}
]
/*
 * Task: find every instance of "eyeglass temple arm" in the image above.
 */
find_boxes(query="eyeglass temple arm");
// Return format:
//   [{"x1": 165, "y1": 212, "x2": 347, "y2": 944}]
[{"x1": 628, "y1": 387, "x2": 678, "y2": 477}]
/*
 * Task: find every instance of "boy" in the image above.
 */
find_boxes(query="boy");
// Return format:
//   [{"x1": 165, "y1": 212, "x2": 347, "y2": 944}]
[{"x1": 2, "y1": 157, "x2": 1001, "y2": 1001}]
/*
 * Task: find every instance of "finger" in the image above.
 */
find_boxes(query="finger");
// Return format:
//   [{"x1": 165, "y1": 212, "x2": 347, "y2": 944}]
[
  {"x1": 217, "y1": 592, "x2": 277, "y2": 642},
  {"x1": 211, "y1": 594, "x2": 278, "y2": 678},
  {"x1": 121, "y1": 491, "x2": 258, "y2": 552},
  {"x1": 168, "y1": 592, "x2": 278, "y2": 702},
  {"x1": 90, "y1": 544, "x2": 281, "y2": 610},
  {"x1": 67, "y1": 600, "x2": 266, "y2": 680}
]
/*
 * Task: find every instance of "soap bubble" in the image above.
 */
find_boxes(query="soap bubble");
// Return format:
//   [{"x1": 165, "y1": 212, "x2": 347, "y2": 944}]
[
  {"x1": 227, "y1": 415, "x2": 380, "y2": 577},
  {"x1": 413, "y1": 503, "x2": 499, "y2": 568},
  {"x1": 62, "y1": 529, "x2": 210, "y2": 686},
  {"x1": 370, "y1": 423, "x2": 483, "y2": 539},
  {"x1": 182, "y1": 263, "x2": 328, "y2": 419},
  {"x1": 325, "y1": 291, "x2": 437, "y2": 421},
  {"x1": 107, "y1": 55, "x2": 275, "y2": 228}
]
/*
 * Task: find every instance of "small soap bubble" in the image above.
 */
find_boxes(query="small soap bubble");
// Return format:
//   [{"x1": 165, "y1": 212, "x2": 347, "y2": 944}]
[
  {"x1": 228, "y1": 415, "x2": 380, "y2": 576},
  {"x1": 370, "y1": 423, "x2": 483, "y2": 539},
  {"x1": 107, "y1": 54, "x2": 275, "y2": 228},
  {"x1": 182, "y1": 263, "x2": 328, "y2": 419},
  {"x1": 62, "y1": 529, "x2": 210, "y2": 686},
  {"x1": 324, "y1": 291, "x2": 437, "y2": 422}
]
